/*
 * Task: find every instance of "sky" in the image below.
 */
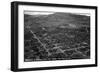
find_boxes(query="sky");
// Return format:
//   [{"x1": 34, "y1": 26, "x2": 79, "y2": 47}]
[
  {"x1": 24, "y1": 11, "x2": 90, "y2": 16},
  {"x1": 24, "y1": 11, "x2": 55, "y2": 15}
]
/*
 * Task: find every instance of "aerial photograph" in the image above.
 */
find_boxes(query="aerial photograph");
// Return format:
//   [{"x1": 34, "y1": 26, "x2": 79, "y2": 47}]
[{"x1": 24, "y1": 11, "x2": 90, "y2": 62}]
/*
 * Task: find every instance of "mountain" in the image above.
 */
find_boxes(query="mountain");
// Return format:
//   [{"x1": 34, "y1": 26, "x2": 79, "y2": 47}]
[{"x1": 24, "y1": 12, "x2": 90, "y2": 30}]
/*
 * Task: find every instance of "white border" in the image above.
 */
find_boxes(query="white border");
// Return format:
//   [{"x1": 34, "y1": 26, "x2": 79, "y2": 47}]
[{"x1": 18, "y1": 5, "x2": 96, "y2": 68}]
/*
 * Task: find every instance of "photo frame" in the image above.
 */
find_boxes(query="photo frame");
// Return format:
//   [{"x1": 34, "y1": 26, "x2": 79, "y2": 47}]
[{"x1": 11, "y1": 1, "x2": 98, "y2": 72}]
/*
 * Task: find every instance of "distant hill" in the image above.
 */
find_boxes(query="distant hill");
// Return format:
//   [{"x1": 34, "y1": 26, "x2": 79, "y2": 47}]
[{"x1": 24, "y1": 12, "x2": 90, "y2": 30}]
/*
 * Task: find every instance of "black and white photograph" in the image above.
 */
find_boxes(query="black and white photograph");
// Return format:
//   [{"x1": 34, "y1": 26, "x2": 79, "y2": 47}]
[
  {"x1": 11, "y1": 1, "x2": 97, "y2": 71},
  {"x1": 24, "y1": 11, "x2": 90, "y2": 62}
]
